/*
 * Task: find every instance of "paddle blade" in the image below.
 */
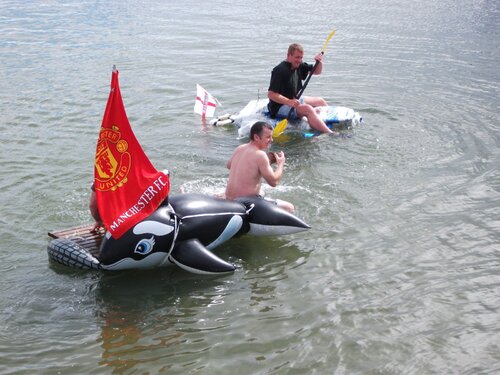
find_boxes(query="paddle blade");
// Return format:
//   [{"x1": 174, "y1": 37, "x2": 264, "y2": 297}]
[
  {"x1": 272, "y1": 118, "x2": 288, "y2": 138},
  {"x1": 322, "y1": 30, "x2": 336, "y2": 53}
]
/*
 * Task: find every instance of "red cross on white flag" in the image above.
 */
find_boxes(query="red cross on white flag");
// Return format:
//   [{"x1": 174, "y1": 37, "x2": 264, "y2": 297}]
[{"x1": 194, "y1": 84, "x2": 219, "y2": 118}]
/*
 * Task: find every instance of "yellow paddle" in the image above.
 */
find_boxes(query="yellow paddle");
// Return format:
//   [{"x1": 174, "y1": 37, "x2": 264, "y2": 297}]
[{"x1": 272, "y1": 30, "x2": 336, "y2": 138}]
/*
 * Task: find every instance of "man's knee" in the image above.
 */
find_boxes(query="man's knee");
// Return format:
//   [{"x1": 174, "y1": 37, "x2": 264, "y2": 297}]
[
  {"x1": 277, "y1": 199, "x2": 294, "y2": 213},
  {"x1": 297, "y1": 104, "x2": 315, "y2": 116}
]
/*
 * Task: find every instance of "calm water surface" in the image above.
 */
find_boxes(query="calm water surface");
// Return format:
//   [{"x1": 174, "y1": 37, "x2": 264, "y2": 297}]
[{"x1": 1, "y1": 0, "x2": 499, "y2": 374}]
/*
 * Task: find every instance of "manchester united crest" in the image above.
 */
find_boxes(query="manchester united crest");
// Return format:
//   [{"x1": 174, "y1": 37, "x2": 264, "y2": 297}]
[{"x1": 94, "y1": 125, "x2": 131, "y2": 191}]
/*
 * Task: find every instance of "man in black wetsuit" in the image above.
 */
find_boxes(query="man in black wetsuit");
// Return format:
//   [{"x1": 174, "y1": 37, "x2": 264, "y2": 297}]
[{"x1": 268, "y1": 43, "x2": 333, "y2": 134}]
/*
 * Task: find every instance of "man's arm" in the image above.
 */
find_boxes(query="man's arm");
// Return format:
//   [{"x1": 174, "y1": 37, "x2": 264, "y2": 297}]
[
  {"x1": 89, "y1": 190, "x2": 103, "y2": 231},
  {"x1": 312, "y1": 53, "x2": 323, "y2": 75},
  {"x1": 268, "y1": 91, "x2": 299, "y2": 107},
  {"x1": 258, "y1": 151, "x2": 285, "y2": 187}
]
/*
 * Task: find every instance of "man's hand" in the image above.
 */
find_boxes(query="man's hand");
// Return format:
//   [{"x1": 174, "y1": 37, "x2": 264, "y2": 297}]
[
  {"x1": 314, "y1": 52, "x2": 323, "y2": 62},
  {"x1": 274, "y1": 151, "x2": 285, "y2": 165},
  {"x1": 90, "y1": 221, "x2": 104, "y2": 233},
  {"x1": 267, "y1": 152, "x2": 277, "y2": 164},
  {"x1": 288, "y1": 98, "x2": 300, "y2": 108}
]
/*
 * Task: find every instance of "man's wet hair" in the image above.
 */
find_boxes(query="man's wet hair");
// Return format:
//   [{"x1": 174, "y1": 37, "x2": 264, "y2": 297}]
[{"x1": 250, "y1": 121, "x2": 273, "y2": 141}]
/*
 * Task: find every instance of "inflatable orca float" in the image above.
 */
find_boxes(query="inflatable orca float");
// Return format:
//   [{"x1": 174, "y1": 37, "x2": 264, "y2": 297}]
[
  {"x1": 211, "y1": 98, "x2": 362, "y2": 138},
  {"x1": 47, "y1": 193, "x2": 310, "y2": 274}
]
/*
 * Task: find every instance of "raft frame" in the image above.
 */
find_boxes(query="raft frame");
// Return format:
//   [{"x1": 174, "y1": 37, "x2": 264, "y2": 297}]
[{"x1": 48, "y1": 224, "x2": 105, "y2": 258}]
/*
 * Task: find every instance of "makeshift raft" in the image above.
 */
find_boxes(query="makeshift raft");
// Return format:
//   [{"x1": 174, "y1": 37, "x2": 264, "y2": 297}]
[
  {"x1": 211, "y1": 98, "x2": 362, "y2": 138},
  {"x1": 47, "y1": 194, "x2": 311, "y2": 273},
  {"x1": 47, "y1": 224, "x2": 105, "y2": 269}
]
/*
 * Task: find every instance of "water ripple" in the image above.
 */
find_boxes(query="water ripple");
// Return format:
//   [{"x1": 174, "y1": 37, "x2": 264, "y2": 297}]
[{"x1": 1, "y1": 0, "x2": 499, "y2": 373}]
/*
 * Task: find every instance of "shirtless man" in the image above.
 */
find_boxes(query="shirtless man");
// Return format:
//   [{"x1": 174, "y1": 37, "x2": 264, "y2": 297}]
[{"x1": 225, "y1": 121, "x2": 294, "y2": 213}]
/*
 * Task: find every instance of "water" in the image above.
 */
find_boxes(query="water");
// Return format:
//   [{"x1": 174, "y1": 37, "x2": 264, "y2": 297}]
[{"x1": 1, "y1": 0, "x2": 499, "y2": 373}]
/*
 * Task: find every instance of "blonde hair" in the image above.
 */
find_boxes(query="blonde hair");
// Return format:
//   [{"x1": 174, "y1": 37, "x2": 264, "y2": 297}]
[{"x1": 288, "y1": 43, "x2": 304, "y2": 56}]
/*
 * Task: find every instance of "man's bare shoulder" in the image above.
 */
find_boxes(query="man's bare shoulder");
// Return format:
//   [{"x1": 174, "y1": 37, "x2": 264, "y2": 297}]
[{"x1": 237, "y1": 142, "x2": 263, "y2": 155}]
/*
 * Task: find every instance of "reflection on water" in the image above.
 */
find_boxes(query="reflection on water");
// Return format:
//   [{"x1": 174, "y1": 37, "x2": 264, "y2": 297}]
[
  {"x1": 92, "y1": 238, "x2": 306, "y2": 373},
  {"x1": 94, "y1": 270, "x2": 216, "y2": 373}
]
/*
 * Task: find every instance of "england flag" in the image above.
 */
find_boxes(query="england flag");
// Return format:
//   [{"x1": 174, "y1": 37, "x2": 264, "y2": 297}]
[{"x1": 194, "y1": 84, "x2": 220, "y2": 118}]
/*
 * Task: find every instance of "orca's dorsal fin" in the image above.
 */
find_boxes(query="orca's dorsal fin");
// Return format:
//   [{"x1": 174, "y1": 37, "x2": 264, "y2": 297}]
[{"x1": 170, "y1": 239, "x2": 235, "y2": 274}]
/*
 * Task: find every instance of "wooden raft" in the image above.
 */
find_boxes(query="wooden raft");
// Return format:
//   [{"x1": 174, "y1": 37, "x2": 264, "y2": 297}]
[{"x1": 48, "y1": 224, "x2": 105, "y2": 258}]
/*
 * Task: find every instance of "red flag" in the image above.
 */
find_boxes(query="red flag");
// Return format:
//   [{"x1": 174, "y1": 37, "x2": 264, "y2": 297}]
[{"x1": 94, "y1": 67, "x2": 170, "y2": 238}]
